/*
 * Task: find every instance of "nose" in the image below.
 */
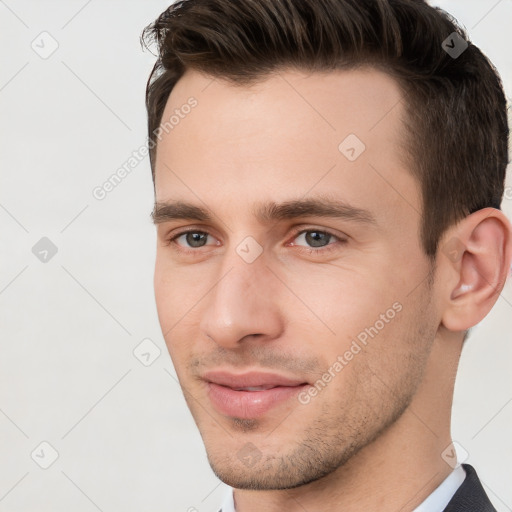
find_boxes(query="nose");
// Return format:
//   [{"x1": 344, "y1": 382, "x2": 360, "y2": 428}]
[{"x1": 199, "y1": 248, "x2": 284, "y2": 349}]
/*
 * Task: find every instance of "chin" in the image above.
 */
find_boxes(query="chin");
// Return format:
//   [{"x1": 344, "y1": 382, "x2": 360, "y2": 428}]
[{"x1": 204, "y1": 439, "x2": 351, "y2": 491}]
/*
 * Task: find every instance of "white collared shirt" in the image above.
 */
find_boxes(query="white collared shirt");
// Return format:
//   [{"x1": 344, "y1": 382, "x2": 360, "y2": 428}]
[{"x1": 219, "y1": 464, "x2": 466, "y2": 512}]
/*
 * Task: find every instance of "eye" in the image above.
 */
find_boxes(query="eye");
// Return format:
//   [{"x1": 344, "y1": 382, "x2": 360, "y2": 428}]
[
  {"x1": 168, "y1": 230, "x2": 218, "y2": 249},
  {"x1": 286, "y1": 228, "x2": 348, "y2": 257},
  {"x1": 291, "y1": 229, "x2": 344, "y2": 252},
  {"x1": 291, "y1": 229, "x2": 339, "y2": 249}
]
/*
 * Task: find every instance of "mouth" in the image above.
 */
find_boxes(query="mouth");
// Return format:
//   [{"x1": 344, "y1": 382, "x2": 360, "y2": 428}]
[{"x1": 202, "y1": 370, "x2": 310, "y2": 419}]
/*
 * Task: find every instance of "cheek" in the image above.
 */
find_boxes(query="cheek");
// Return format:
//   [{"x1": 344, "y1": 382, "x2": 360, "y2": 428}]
[
  {"x1": 153, "y1": 256, "x2": 193, "y2": 353},
  {"x1": 154, "y1": 255, "x2": 213, "y2": 362},
  {"x1": 153, "y1": 258, "x2": 173, "y2": 327},
  {"x1": 154, "y1": 254, "x2": 200, "y2": 323},
  {"x1": 275, "y1": 261, "x2": 422, "y2": 382},
  {"x1": 280, "y1": 263, "x2": 400, "y2": 337}
]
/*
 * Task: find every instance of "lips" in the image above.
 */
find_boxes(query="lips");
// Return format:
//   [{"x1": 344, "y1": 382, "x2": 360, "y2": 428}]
[{"x1": 203, "y1": 370, "x2": 309, "y2": 419}]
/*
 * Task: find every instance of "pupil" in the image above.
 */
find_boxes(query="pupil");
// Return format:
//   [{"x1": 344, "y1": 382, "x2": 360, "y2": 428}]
[{"x1": 305, "y1": 231, "x2": 330, "y2": 247}]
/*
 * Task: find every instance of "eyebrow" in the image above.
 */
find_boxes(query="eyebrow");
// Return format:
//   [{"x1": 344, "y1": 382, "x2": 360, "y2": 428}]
[{"x1": 151, "y1": 196, "x2": 377, "y2": 226}]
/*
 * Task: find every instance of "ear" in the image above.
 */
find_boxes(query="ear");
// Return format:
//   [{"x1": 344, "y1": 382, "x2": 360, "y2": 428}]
[{"x1": 439, "y1": 208, "x2": 512, "y2": 332}]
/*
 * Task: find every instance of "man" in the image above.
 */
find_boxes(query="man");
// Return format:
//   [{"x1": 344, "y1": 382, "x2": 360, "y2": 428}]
[{"x1": 143, "y1": 0, "x2": 511, "y2": 510}]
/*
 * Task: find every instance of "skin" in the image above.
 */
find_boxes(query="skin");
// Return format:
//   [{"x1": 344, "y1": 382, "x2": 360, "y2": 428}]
[{"x1": 152, "y1": 68, "x2": 512, "y2": 511}]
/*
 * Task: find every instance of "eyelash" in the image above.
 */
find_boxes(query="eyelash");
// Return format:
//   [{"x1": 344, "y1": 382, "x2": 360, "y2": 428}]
[{"x1": 165, "y1": 227, "x2": 347, "y2": 256}]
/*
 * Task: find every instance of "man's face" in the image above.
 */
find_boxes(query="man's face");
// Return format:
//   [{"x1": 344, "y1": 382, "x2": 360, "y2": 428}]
[{"x1": 153, "y1": 68, "x2": 439, "y2": 489}]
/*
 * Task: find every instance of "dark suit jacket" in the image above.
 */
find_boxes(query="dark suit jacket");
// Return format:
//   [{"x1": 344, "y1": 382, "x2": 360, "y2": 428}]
[
  {"x1": 442, "y1": 464, "x2": 496, "y2": 512},
  {"x1": 218, "y1": 463, "x2": 497, "y2": 511}
]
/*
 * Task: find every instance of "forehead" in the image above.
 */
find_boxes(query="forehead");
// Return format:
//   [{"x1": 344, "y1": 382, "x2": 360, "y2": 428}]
[{"x1": 154, "y1": 68, "x2": 418, "y2": 225}]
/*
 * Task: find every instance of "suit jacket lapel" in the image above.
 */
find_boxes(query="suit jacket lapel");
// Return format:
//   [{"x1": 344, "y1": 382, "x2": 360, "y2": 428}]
[{"x1": 442, "y1": 464, "x2": 496, "y2": 512}]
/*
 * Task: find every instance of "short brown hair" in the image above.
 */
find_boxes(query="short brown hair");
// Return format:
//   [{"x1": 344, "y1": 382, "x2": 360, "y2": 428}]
[{"x1": 142, "y1": 0, "x2": 509, "y2": 257}]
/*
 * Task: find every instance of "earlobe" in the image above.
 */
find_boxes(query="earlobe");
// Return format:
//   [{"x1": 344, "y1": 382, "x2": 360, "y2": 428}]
[{"x1": 441, "y1": 208, "x2": 512, "y2": 332}]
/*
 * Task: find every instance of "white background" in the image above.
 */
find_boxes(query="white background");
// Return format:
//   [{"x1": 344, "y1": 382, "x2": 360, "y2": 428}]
[{"x1": 0, "y1": 1, "x2": 511, "y2": 511}]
